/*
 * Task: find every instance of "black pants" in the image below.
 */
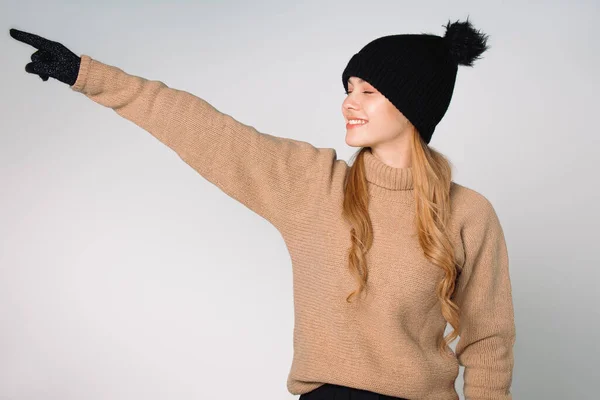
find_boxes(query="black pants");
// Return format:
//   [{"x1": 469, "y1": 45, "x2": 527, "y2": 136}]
[{"x1": 299, "y1": 383, "x2": 409, "y2": 400}]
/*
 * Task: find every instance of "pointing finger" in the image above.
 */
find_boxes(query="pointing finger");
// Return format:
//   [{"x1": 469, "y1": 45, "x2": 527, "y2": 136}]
[{"x1": 10, "y1": 28, "x2": 54, "y2": 50}]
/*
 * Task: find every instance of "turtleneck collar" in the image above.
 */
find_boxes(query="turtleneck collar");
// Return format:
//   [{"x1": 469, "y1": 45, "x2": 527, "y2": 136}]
[{"x1": 362, "y1": 148, "x2": 413, "y2": 191}]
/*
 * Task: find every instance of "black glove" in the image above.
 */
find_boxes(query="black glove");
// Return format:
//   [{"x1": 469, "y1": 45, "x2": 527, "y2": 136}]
[{"x1": 10, "y1": 28, "x2": 81, "y2": 86}]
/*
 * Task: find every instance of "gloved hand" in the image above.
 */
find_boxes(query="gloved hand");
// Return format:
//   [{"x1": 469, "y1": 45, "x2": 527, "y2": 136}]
[{"x1": 9, "y1": 28, "x2": 81, "y2": 86}]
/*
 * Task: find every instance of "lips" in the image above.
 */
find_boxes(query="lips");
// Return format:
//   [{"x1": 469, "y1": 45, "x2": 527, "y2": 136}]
[{"x1": 346, "y1": 120, "x2": 368, "y2": 129}]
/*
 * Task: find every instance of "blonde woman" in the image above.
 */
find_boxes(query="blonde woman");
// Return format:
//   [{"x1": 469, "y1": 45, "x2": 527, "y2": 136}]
[{"x1": 10, "y1": 16, "x2": 515, "y2": 400}]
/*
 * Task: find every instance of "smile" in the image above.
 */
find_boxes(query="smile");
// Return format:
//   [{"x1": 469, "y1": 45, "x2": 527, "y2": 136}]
[{"x1": 346, "y1": 120, "x2": 368, "y2": 129}]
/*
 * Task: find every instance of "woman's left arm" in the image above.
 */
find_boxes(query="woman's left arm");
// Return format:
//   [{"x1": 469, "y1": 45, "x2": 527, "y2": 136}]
[{"x1": 453, "y1": 196, "x2": 517, "y2": 400}]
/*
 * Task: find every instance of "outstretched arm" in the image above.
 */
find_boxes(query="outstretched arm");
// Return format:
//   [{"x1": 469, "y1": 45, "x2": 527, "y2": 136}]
[
  {"x1": 70, "y1": 55, "x2": 336, "y2": 230},
  {"x1": 453, "y1": 197, "x2": 517, "y2": 400}
]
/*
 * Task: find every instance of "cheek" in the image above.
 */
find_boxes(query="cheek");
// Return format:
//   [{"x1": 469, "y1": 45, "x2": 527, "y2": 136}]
[
  {"x1": 367, "y1": 110, "x2": 405, "y2": 138},
  {"x1": 366, "y1": 98, "x2": 394, "y2": 118},
  {"x1": 380, "y1": 105, "x2": 409, "y2": 131},
  {"x1": 369, "y1": 108, "x2": 397, "y2": 129}
]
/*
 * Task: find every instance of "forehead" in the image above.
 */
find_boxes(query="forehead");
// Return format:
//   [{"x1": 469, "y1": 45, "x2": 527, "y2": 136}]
[{"x1": 347, "y1": 77, "x2": 372, "y2": 85}]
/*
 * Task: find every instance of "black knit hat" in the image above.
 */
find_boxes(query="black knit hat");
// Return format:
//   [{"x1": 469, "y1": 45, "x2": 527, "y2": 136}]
[{"x1": 342, "y1": 17, "x2": 490, "y2": 144}]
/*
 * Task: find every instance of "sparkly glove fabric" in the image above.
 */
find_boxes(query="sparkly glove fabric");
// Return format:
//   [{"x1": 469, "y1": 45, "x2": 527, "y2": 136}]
[{"x1": 10, "y1": 28, "x2": 81, "y2": 86}]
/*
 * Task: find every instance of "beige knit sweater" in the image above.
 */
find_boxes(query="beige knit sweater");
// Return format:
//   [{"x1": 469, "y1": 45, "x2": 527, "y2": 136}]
[{"x1": 70, "y1": 54, "x2": 516, "y2": 400}]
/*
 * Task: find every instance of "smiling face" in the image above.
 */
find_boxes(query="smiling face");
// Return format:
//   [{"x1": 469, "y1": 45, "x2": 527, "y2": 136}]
[{"x1": 342, "y1": 76, "x2": 413, "y2": 148}]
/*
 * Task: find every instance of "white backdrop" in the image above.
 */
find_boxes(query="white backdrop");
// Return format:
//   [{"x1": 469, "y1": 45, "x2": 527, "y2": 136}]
[{"x1": 2, "y1": 1, "x2": 598, "y2": 399}]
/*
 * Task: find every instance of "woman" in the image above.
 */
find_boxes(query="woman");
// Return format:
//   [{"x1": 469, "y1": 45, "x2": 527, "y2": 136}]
[{"x1": 9, "y1": 17, "x2": 516, "y2": 400}]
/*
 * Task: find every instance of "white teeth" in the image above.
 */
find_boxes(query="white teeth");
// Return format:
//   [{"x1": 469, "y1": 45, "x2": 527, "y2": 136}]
[{"x1": 349, "y1": 120, "x2": 367, "y2": 125}]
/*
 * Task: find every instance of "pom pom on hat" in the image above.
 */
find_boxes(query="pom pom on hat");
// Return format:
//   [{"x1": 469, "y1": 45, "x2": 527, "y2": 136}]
[{"x1": 443, "y1": 16, "x2": 490, "y2": 67}]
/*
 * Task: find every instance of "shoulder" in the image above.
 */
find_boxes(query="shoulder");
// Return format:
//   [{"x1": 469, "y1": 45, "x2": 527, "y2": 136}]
[
  {"x1": 449, "y1": 181, "x2": 507, "y2": 261},
  {"x1": 449, "y1": 181, "x2": 501, "y2": 231},
  {"x1": 450, "y1": 181, "x2": 495, "y2": 214},
  {"x1": 449, "y1": 183, "x2": 509, "y2": 280}
]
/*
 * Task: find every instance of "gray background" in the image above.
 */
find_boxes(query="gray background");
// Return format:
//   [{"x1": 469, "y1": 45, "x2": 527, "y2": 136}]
[{"x1": 2, "y1": 0, "x2": 598, "y2": 399}]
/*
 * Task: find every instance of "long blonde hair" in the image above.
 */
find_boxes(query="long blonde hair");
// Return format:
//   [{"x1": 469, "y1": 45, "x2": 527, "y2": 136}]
[{"x1": 341, "y1": 125, "x2": 460, "y2": 358}]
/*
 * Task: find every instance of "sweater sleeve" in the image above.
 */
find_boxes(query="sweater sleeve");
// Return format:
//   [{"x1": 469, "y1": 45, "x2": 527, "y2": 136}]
[
  {"x1": 453, "y1": 197, "x2": 517, "y2": 400},
  {"x1": 70, "y1": 55, "x2": 336, "y2": 231}
]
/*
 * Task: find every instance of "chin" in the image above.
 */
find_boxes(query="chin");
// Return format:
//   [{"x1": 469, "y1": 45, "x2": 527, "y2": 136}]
[
  {"x1": 345, "y1": 139, "x2": 362, "y2": 148},
  {"x1": 345, "y1": 135, "x2": 373, "y2": 148}
]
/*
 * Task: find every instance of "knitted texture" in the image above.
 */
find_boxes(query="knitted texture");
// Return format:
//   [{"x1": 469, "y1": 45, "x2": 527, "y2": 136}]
[
  {"x1": 71, "y1": 55, "x2": 516, "y2": 400},
  {"x1": 342, "y1": 18, "x2": 490, "y2": 144}
]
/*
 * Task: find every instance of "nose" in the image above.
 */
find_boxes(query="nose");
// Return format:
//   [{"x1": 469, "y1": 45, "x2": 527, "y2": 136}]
[{"x1": 342, "y1": 95, "x2": 358, "y2": 113}]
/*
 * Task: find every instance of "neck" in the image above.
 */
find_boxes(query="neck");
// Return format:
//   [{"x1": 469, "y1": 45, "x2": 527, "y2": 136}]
[{"x1": 363, "y1": 148, "x2": 413, "y2": 191}]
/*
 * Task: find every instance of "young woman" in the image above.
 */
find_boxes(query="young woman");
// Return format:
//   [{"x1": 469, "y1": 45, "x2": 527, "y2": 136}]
[{"x1": 10, "y1": 17, "x2": 516, "y2": 400}]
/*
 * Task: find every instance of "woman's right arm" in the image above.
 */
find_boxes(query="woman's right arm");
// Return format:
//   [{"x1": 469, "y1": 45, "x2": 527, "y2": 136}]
[
  {"x1": 70, "y1": 54, "x2": 337, "y2": 231},
  {"x1": 10, "y1": 28, "x2": 338, "y2": 232}
]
